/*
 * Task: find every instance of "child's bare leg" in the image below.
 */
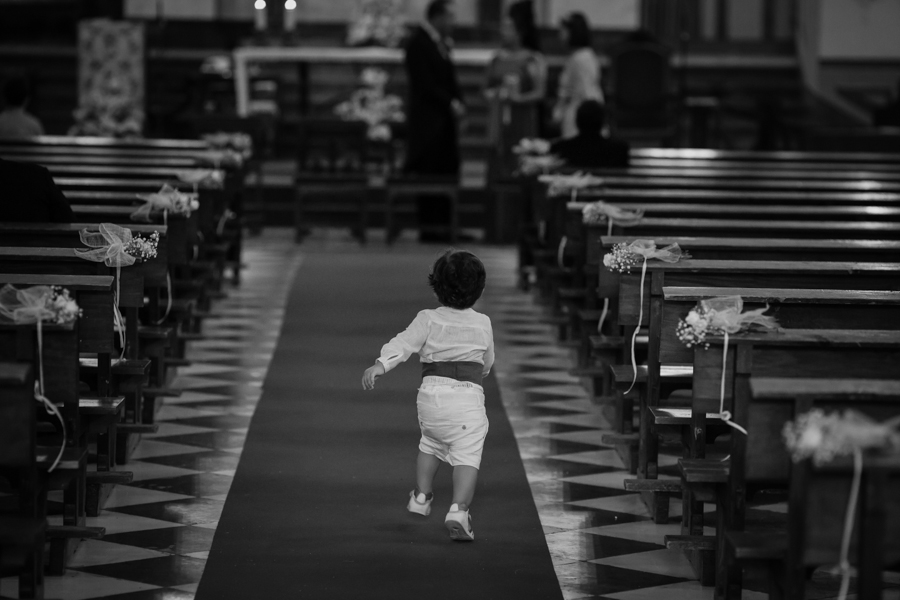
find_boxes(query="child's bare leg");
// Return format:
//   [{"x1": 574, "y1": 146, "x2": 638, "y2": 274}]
[
  {"x1": 416, "y1": 451, "x2": 441, "y2": 495},
  {"x1": 451, "y1": 465, "x2": 479, "y2": 509}
]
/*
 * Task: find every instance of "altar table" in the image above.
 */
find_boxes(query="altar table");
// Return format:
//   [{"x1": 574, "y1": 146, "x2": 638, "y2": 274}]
[{"x1": 232, "y1": 45, "x2": 496, "y2": 117}]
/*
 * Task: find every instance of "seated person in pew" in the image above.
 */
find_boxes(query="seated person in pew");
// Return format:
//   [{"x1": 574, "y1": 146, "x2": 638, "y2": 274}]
[
  {"x1": 550, "y1": 100, "x2": 629, "y2": 169},
  {"x1": 0, "y1": 76, "x2": 44, "y2": 139},
  {"x1": 361, "y1": 250, "x2": 494, "y2": 543},
  {"x1": 0, "y1": 157, "x2": 74, "y2": 222}
]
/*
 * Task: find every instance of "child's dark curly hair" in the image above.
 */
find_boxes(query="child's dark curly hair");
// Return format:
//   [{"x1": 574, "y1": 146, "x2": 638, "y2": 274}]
[{"x1": 428, "y1": 250, "x2": 486, "y2": 309}]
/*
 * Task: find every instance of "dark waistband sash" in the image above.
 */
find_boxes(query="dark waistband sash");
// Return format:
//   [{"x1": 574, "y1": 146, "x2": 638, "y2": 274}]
[{"x1": 421, "y1": 361, "x2": 483, "y2": 386}]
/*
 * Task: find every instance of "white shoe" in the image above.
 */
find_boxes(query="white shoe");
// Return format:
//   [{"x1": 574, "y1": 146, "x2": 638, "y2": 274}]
[
  {"x1": 444, "y1": 503, "x2": 475, "y2": 541},
  {"x1": 407, "y1": 490, "x2": 433, "y2": 516}
]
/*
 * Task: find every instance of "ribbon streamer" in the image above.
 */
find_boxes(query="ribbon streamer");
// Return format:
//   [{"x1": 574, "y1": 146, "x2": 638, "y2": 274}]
[
  {"x1": 624, "y1": 240, "x2": 689, "y2": 394},
  {"x1": 0, "y1": 285, "x2": 69, "y2": 471},
  {"x1": 832, "y1": 448, "x2": 863, "y2": 600}
]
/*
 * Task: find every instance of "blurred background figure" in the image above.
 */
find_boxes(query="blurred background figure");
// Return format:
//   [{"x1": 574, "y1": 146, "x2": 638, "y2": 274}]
[
  {"x1": 404, "y1": 0, "x2": 465, "y2": 242},
  {"x1": 0, "y1": 157, "x2": 74, "y2": 222},
  {"x1": 485, "y1": 0, "x2": 546, "y2": 166},
  {"x1": 0, "y1": 76, "x2": 44, "y2": 139},
  {"x1": 550, "y1": 100, "x2": 629, "y2": 168},
  {"x1": 553, "y1": 12, "x2": 602, "y2": 139}
]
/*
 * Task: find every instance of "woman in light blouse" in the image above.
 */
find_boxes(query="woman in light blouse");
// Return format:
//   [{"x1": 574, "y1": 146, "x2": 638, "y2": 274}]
[{"x1": 553, "y1": 12, "x2": 603, "y2": 139}]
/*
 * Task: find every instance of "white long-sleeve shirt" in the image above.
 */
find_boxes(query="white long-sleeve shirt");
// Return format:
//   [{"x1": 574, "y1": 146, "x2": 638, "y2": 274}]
[{"x1": 377, "y1": 307, "x2": 495, "y2": 376}]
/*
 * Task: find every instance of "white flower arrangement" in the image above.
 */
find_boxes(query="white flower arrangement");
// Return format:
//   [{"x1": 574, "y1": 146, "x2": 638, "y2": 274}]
[
  {"x1": 334, "y1": 68, "x2": 405, "y2": 142},
  {"x1": 48, "y1": 286, "x2": 82, "y2": 324},
  {"x1": 602, "y1": 242, "x2": 644, "y2": 274},
  {"x1": 133, "y1": 185, "x2": 200, "y2": 223},
  {"x1": 675, "y1": 296, "x2": 778, "y2": 349},
  {"x1": 675, "y1": 304, "x2": 718, "y2": 349},
  {"x1": 783, "y1": 409, "x2": 900, "y2": 466},
  {"x1": 124, "y1": 231, "x2": 159, "y2": 261}
]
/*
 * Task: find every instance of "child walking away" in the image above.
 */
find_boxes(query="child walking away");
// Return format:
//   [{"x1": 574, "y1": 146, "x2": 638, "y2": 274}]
[{"x1": 361, "y1": 250, "x2": 494, "y2": 542}]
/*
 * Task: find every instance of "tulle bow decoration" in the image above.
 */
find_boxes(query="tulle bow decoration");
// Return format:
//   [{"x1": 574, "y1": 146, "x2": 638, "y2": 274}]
[
  {"x1": 0, "y1": 284, "x2": 57, "y2": 324},
  {"x1": 75, "y1": 223, "x2": 137, "y2": 268},
  {"x1": 582, "y1": 201, "x2": 645, "y2": 236},
  {"x1": 175, "y1": 168, "x2": 225, "y2": 190},
  {"x1": 700, "y1": 295, "x2": 780, "y2": 334},
  {"x1": 518, "y1": 154, "x2": 564, "y2": 176},
  {"x1": 133, "y1": 184, "x2": 199, "y2": 223},
  {"x1": 540, "y1": 172, "x2": 604, "y2": 199},
  {"x1": 627, "y1": 239, "x2": 686, "y2": 263},
  {"x1": 202, "y1": 132, "x2": 253, "y2": 159}
]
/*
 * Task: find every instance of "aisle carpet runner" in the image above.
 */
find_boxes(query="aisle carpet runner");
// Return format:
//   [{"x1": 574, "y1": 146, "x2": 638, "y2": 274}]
[{"x1": 196, "y1": 250, "x2": 563, "y2": 599}]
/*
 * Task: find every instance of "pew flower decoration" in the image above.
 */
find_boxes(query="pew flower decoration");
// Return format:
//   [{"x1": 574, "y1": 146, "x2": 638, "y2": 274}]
[
  {"x1": 676, "y1": 295, "x2": 779, "y2": 350},
  {"x1": 583, "y1": 202, "x2": 644, "y2": 236},
  {"x1": 132, "y1": 185, "x2": 199, "y2": 223},
  {"x1": 603, "y1": 240, "x2": 687, "y2": 274},
  {"x1": 175, "y1": 169, "x2": 225, "y2": 190},
  {"x1": 603, "y1": 242, "x2": 643, "y2": 273},
  {"x1": 540, "y1": 172, "x2": 604, "y2": 198},
  {"x1": 125, "y1": 231, "x2": 159, "y2": 261},
  {"x1": 202, "y1": 132, "x2": 253, "y2": 159},
  {"x1": 334, "y1": 68, "x2": 405, "y2": 141},
  {"x1": 783, "y1": 409, "x2": 900, "y2": 466},
  {"x1": 77, "y1": 223, "x2": 143, "y2": 267},
  {"x1": 517, "y1": 154, "x2": 564, "y2": 176},
  {"x1": 0, "y1": 284, "x2": 81, "y2": 326}
]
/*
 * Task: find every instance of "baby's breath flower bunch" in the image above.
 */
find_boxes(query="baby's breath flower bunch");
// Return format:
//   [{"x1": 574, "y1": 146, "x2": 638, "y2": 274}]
[
  {"x1": 674, "y1": 305, "x2": 718, "y2": 349},
  {"x1": 783, "y1": 409, "x2": 900, "y2": 466},
  {"x1": 124, "y1": 231, "x2": 159, "y2": 261},
  {"x1": 49, "y1": 287, "x2": 83, "y2": 324},
  {"x1": 602, "y1": 242, "x2": 643, "y2": 274}
]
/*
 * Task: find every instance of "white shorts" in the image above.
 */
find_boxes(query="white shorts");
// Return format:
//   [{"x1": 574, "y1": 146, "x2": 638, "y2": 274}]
[{"x1": 416, "y1": 376, "x2": 489, "y2": 469}]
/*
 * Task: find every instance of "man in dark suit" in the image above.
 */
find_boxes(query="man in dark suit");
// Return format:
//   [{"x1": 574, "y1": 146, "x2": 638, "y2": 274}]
[
  {"x1": 403, "y1": 0, "x2": 465, "y2": 242},
  {"x1": 550, "y1": 100, "x2": 630, "y2": 168},
  {"x1": 0, "y1": 158, "x2": 74, "y2": 222}
]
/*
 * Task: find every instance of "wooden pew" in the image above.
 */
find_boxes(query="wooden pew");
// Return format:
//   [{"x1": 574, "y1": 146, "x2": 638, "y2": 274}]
[
  {"x1": 0, "y1": 228, "x2": 177, "y2": 448},
  {"x1": 686, "y1": 331, "x2": 900, "y2": 598},
  {"x1": 609, "y1": 260, "x2": 900, "y2": 521},
  {"x1": 727, "y1": 378, "x2": 900, "y2": 600},
  {"x1": 651, "y1": 288, "x2": 900, "y2": 583},
  {"x1": 0, "y1": 303, "x2": 114, "y2": 574},
  {"x1": 0, "y1": 362, "x2": 46, "y2": 600}
]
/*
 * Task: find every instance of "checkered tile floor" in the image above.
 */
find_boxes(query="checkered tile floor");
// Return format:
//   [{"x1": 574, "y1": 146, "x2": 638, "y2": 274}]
[{"x1": 3, "y1": 233, "x2": 873, "y2": 599}]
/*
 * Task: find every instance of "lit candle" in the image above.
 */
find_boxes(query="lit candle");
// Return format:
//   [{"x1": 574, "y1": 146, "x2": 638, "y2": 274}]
[
  {"x1": 254, "y1": 0, "x2": 267, "y2": 31},
  {"x1": 284, "y1": 0, "x2": 297, "y2": 32}
]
